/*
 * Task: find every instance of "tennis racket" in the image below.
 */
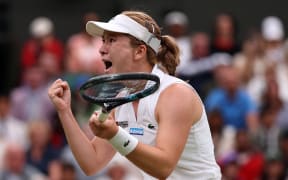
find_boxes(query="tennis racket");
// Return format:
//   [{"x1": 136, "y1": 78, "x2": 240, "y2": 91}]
[{"x1": 79, "y1": 73, "x2": 160, "y2": 122}]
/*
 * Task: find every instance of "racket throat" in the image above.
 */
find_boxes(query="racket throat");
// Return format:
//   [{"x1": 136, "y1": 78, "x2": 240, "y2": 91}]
[{"x1": 101, "y1": 107, "x2": 109, "y2": 114}]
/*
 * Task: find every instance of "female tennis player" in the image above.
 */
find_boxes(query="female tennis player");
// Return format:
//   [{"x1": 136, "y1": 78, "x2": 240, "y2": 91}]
[{"x1": 48, "y1": 10, "x2": 221, "y2": 179}]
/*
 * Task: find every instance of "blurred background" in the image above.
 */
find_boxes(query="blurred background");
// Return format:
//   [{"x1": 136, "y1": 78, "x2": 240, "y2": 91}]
[
  {"x1": 2, "y1": 0, "x2": 288, "y2": 92},
  {"x1": 1, "y1": 0, "x2": 288, "y2": 179}
]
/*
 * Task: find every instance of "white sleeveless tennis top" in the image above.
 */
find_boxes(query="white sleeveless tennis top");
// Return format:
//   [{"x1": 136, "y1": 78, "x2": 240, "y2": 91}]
[{"x1": 115, "y1": 65, "x2": 221, "y2": 180}]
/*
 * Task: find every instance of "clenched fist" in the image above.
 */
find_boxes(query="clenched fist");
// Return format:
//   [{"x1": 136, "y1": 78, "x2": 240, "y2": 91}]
[{"x1": 48, "y1": 79, "x2": 71, "y2": 112}]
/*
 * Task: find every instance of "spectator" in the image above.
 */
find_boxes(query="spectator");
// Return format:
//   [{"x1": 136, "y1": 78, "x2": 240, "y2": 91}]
[
  {"x1": 235, "y1": 130, "x2": 265, "y2": 180},
  {"x1": 262, "y1": 158, "x2": 286, "y2": 180},
  {"x1": 233, "y1": 29, "x2": 266, "y2": 84},
  {"x1": 0, "y1": 142, "x2": 46, "y2": 179},
  {"x1": 210, "y1": 12, "x2": 240, "y2": 55},
  {"x1": 176, "y1": 32, "x2": 211, "y2": 74},
  {"x1": 10, "y1": 65, "x2": 55, "y2": 122},
  {"x1": 99, "y1": 153, "x2": 143, "y2": 180},
  {"x1": 233, "y1": 29, "x2": 267, "y2": 106},
  {"x1": 207, "y1": 109, "x2": 236, "y2": 163},
  {"x1": 205, "y1": 65, "x2": 259, "y2": 132},
  {"x1": 65, "y1": 11, "x2": 105, "y2": 75},
  {"x1": 253, "y1": 106, "x2": 281, "y2": 159},
  {"x1": 219, "y1": 130, "x2": 265, "y2": 180},
  {"x1": 164, "y1": 11, "x2": 192, "y2": 73},
  {"x1": 262, "y1": 16, "x2": 286, "y2": 64},
  {"x1": 242, "y1": 16, "x2": 288, "y2": 106},
  {"x1": 259, "y1": 68, "x2": 288, "y2": 131},
  {"x1": 26, "y1": 120, "x2": 60, "y2": 175},
  {"x1": 221, "y1": 161, "x2": 239, "y2": 180},
  {"x1": 0, "y1": 92, "x2": 28, "y2": 168},
  {"x1": 276, "y1": 40, "x2": 288, "y2": 102},
  {"x1": 47, "y1": 160, "x2": 63, "y2": 180},
  {"x1": 20, "y1": 16, "x2": 64, "y2": 75},
  {"x1": 62, "y1": 161, "x2": 77, "y2": 180},
  {"x1": 38, "y1": 51, "x2": 63, "y2": 83},
  {"x1": 47, "y1": 160, "x2": 78, "y2": 180},
  {"x1": 176, "y1": 32, "x2": 217, "y2": 99}
]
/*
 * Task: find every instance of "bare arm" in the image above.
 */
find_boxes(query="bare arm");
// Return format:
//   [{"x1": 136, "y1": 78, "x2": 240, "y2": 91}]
[{"x1": 48, "y1": 79, "x2": 116, "y2": 175}]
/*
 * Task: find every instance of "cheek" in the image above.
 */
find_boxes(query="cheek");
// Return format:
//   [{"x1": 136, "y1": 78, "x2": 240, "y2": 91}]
[{"x1": 111, "y1": 50, "x2": 133, "y2": 71}]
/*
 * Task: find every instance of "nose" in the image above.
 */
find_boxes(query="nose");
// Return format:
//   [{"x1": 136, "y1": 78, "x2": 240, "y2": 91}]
[{"x1": 99, "y1": 44, "x2": 107, "y2": 56}]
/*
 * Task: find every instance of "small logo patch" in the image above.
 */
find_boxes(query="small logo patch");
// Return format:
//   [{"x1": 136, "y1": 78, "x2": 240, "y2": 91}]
[
  {"x1": 129, "y1": 127, "x2": 144, "y2": 135},
  {"x1": 123, "y1": 140, "x2": 130, "y2": 147},
  {"x1": 148, "y1": 124, "x2": 155, "y2": 129}
]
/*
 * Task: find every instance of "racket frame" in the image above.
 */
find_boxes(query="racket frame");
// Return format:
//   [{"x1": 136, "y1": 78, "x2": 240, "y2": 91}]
[{"x1": 79, "y1": 72, "x2": 160, "y2": 122}]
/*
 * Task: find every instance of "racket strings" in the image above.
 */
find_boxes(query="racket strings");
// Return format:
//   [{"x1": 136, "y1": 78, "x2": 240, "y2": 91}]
[
  {"x1": 79, "y1": 73, "x2": 160, "y2": 112},
  {"x1": 83, "y1": 78, "x2": 158, "y2": 101}
]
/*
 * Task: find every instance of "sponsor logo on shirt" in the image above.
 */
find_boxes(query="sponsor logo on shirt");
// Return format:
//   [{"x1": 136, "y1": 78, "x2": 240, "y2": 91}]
[{"x1": 129, "y1": 127, "x2": 144, "y2": 135}]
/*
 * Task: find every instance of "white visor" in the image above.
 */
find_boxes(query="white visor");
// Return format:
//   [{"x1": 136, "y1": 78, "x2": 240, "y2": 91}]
[{"x1": 86, "y1": 14, "x2": 161, "y2": 53}]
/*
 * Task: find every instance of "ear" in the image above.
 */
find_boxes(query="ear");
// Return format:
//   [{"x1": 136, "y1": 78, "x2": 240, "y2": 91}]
[{"x1": 134, "y1": 44, "x2": 147, "y2": 61}]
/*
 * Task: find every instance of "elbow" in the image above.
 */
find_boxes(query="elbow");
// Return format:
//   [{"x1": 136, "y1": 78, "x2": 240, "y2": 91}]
[
  {"x1": 154, "y1": 163, "x2": 175, "y2": 180},
  {"x1": 82, "y1": 169, "x2": 95, "y2": 176},
  {"x1": 84, "y1": 170, "x2": 96, "y2": 176},
  {"x1": 80, "y1": 165, "x2": 98, "y2": 176}
]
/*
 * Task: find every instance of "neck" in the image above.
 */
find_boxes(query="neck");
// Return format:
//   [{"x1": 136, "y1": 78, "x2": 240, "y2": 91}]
[{"x1": 131, "y1": 61, "x2": 154, "y2": 73}]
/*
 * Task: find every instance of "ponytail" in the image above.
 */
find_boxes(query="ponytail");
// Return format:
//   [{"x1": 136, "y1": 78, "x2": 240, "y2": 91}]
[{"x1": 156, "y1": 35, "x2": 180, "y2": 75}]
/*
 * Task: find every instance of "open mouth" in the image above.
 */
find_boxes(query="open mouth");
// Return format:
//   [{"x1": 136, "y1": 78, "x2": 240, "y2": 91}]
[{"x1": 103, "y1": 60, "x2": 112, "y2": 72}]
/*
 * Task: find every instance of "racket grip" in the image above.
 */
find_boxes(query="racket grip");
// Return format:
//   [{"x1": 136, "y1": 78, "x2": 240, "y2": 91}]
[{"x1": 98, "y1": 111, "x2": 109, "y2": 122}]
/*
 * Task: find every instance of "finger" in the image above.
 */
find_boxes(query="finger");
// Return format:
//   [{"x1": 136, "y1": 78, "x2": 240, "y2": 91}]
[
  {"x1": 55, "y1": 78, "x2": 63, "y2": 83},
  {"x1": 60, "y1": 81, "x2": 70, "y2": 90},
  {"x1": 50, "y1": 81, "x2": 69, "y2": 94},
  {"x1": 89, "y1": 113, "x2": 99, "y2": 125},
  {"x1": 55, "y1": 87, "x2": 64, "y2": 97},
  {"x1": 49, "y1": 80, "x2": 64, "y2": 91},
  {"x1": 51, "y1": 79, "x2": 63, "y2": 87},
  {"x1": 49, "y1": 87, "x2": 63, "y2": 99}
]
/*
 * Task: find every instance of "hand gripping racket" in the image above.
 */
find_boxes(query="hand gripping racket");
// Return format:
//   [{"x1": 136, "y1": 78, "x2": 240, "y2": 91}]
[{"x1": 79, "y1": 73, "x2": 160, "y2": 122}]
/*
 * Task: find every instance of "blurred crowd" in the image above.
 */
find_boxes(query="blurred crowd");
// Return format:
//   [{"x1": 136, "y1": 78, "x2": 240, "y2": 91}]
[{"x1": 0, "y1": 10, "x2": 288, "y2": 180}]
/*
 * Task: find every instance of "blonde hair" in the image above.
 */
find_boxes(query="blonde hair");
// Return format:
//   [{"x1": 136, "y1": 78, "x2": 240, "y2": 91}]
[{"x1": 122, "y1": 11, "x2": 180, "y2": 75}]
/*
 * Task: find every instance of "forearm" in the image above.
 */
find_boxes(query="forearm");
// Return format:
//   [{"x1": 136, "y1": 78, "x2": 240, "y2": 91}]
[
  {"x1": 57, "y1": 109, "x2": 112, "y2": 175},
  {"x1": 126, "y1": 143, "x2": 176, "y2": 179}
]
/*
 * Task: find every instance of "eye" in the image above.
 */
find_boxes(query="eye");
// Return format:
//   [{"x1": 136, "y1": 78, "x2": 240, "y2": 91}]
[
  {"x1": 102, "y1": 35, "x2": 116, "y2": 44},
  {"x1": 109, "y1": 37, "x2": 116, "y2": 43}
]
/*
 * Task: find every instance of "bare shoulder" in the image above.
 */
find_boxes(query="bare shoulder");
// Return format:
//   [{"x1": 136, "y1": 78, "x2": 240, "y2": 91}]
[
  {"x1": 156, "y1": 83, "x2": 203, "y2": 124},
  {"x1": 159, "y1": 83, "x2": 202, "y2": 104}
]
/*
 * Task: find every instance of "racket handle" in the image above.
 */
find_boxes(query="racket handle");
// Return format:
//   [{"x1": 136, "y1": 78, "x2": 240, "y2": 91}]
[{"x1": 98, "y1": 111, "x2": 109, "y2": 122}]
